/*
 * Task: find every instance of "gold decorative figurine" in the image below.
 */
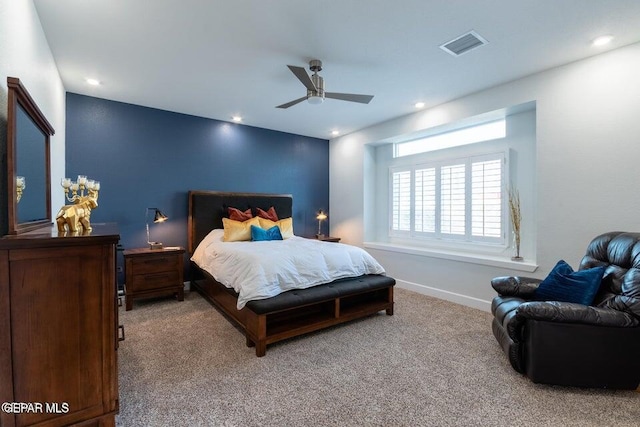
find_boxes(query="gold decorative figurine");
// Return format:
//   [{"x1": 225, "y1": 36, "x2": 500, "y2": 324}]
[
  {"x1": 56, "y1": 175, "x2": 100, "y2": 234},
  {"x1": 15, "y1": 176, "x2": 25, "y2": 203}
]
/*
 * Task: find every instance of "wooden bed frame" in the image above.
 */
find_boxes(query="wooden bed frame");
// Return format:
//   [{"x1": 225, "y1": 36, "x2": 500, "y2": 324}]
[{"x1": 188, "y1": 190, "x2": 395, "y2": 356}]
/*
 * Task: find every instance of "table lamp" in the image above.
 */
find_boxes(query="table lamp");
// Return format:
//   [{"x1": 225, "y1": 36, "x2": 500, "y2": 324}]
[
  {"x1": 316, "y1": 210, "x2": 327, "y2": 238},
  {"x1": 146, "y1": 207, "x2": 168, "y2": 249}
]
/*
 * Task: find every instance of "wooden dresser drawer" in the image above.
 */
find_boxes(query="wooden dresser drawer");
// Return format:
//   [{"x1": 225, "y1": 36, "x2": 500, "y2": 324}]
[
  {"x1": 129, "y1": 254, "x2": 179, "y2": 275},
  {"x1": 130, "y1": 270, "x2": 180, "y2": 291}
]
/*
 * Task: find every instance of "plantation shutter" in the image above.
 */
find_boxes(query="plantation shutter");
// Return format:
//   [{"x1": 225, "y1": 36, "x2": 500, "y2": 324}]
[
  {"x1": 391, "y1": 170, "x2": 411, "y2": 231},
  {"x1": 440, "y1": 164, "x2": 465, "y2": 235},
  {"x1": 471, "y1": 157, "x2": 502, "y2": 238},
  {"x1": 414, "y1": 167, "x2": 436, "y2": 233},
  {"x1": 389, "y1": 151, "x2": 505, "y2": 244}
]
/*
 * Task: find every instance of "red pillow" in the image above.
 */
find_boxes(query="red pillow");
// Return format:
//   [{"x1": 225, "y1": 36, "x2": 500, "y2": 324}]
[
  {"x1": 256, "y1": 206, "x2": 278, "y2": 222},
  {"x1": 228, "y1": 207, "x2": 252, "y2": 221}
]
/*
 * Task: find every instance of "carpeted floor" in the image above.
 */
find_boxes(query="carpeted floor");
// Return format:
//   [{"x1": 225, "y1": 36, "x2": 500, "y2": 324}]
[{"x1": 116, "y1": 288, "x2": 639, "y2": 427}]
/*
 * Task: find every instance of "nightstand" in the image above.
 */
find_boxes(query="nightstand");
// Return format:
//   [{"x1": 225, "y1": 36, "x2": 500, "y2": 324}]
[
  {"x1": 123, "y1": 246, "x2": 185, "y2": 310},
  {"x1": 314, "y1": 235, "x2": 341, "y2": 243}
]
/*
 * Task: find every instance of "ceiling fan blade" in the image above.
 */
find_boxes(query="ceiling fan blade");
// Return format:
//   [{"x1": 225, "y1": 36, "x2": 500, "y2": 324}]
[
  {"x1": 287, "y1": 65, "x2": 317, "y2": 92},
  {"x1": 325, "y1": 92, "x2": 374, "y2": 104},
  {"x1": 276, "y1": 96, "x2": 307, "y2": 109}
]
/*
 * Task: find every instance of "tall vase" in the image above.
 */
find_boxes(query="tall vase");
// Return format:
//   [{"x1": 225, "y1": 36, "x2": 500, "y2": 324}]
[{"x1": 511, "y1": 231, "x2": 523, "y2": 261}]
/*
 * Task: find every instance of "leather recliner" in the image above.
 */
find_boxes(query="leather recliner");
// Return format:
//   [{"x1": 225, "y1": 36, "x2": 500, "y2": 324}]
[{"x1": 491, "y1": 231, "x2": 640, "y2": 389}]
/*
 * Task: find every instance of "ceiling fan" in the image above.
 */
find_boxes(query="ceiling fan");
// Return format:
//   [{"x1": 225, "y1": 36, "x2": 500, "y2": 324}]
[{"x1": 276, "y1": 60, "x2": 374, "y2": 109}]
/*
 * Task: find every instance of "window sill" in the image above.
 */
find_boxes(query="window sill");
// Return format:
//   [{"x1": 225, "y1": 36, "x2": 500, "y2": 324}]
[{"x1": 363, "y1": 241, "x2": 538, "y2": 273}]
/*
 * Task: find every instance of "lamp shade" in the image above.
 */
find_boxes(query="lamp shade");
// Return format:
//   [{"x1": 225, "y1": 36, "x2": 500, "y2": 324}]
[
  {"x1": 316, "y1": 210, "x2": 327, "y2": 220},
  {"x1": 153, "y1": 209, "x2": 168, "y2": 223}
]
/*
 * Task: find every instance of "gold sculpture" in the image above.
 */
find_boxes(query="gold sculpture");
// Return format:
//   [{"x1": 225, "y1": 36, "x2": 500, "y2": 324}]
[
  {"x1": 15, "y1": 176, "x2": 25, "y2": 203},
  {"x1": 56, "y1": 175, "x2": 100, "y2": 234}
]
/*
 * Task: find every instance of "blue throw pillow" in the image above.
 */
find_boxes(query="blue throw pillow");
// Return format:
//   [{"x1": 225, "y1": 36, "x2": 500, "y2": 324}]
[
  {"x1": 533, "y1": 259, "x2": 605, "y2": 305},
  {"x1": 250, "y1": 225, "x2": 283, "y2": 242}
]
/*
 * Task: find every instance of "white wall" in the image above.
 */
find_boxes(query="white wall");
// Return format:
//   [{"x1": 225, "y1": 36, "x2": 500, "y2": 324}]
[
  {"x1": 0, "y1": 0, "x2": 65, "y2": 232},
  {"x1": 330, "y1": 42, "x2": 640, "y2": 311}
]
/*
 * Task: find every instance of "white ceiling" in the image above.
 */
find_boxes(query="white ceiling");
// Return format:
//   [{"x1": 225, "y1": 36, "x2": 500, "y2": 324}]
[{"x1": 33, "y1": 0, "x2": 640, "y2": 140}]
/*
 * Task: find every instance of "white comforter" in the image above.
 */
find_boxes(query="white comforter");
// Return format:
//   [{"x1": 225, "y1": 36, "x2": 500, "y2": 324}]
[{"x1": 191, "y1": 229, "x2": 386, "y2": 309}]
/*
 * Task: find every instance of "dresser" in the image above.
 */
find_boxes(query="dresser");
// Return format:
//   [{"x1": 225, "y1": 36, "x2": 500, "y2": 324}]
[
  {"x1": 0, "y1": 223, "x2": 120, "y2": 427},
  {"x1": 123, "y1": 247, "x2": 185, "y2": 310}
]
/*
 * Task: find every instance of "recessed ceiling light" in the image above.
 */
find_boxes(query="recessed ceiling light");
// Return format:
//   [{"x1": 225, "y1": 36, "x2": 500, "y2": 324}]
[
  {"x1": 592, "y1": 35, "x2": 614, "y2": 47},
  {"x1": 331, "y1": 130, "x2": 340, "y2": 136},
  {"x1": 231, "y1": 116, "x2": 242, "y2": 122},
  {"x1": 415, "y1": 102, "x2": 425, "y2": 109},
  {"x1": 86, "y1": 78, "x2": 101, "y2": 86}
]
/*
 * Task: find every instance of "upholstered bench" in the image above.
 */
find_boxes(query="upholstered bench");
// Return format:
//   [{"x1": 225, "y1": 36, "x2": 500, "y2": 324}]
[
  {"x1": 247, "y1": 274, "x2": 395, "y2": 314},
  {"x1": 243, "y1": 274, "x2": 395, "y2": 356}
]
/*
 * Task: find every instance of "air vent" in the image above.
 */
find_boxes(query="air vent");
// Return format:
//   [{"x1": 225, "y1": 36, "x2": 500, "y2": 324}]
[{"x1": 439, "y1": 31, "x2": 488, "y2": 56}]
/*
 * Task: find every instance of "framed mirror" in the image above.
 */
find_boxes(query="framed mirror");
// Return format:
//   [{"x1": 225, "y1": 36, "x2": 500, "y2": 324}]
[{"x1": 6, "y1": 77, "x2": 55, "y2": 235}]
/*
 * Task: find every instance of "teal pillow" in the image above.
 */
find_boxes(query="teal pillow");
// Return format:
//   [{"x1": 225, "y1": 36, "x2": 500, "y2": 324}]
[
  {"x1": 534, "y1": 260, "x2": 605, "y2": 305},
  {"x1": 250, "y1": 225, "x2": 283, "y2": 242}
]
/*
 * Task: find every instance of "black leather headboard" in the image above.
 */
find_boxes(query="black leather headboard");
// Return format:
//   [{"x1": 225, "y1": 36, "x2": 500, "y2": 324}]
[{"x1": 188, "y1": 190, "x2": 293, "y2": 253}]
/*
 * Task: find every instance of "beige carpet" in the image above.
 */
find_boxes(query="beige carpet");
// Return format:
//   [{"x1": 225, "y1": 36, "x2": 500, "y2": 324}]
[{"x1": 116, "y1": 288, "x2": 639, "y2": 427}]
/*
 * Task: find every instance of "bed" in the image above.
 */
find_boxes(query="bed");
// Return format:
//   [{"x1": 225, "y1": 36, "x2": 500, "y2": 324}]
[{"x1": 188, "y1": 190, "x2": 395, "y2": 356}]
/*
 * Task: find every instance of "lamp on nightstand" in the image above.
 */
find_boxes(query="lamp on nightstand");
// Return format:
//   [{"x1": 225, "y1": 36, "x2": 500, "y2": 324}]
[
  {"x1": 146, "y1": 207, "x2": 168, "y2": 249},
  {"x1": 316, "y1": 210, "x2": 327, "y2": 238}
]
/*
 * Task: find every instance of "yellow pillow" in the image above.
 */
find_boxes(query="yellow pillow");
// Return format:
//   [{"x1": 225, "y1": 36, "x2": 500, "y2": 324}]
[
  {"x1": 258, "y1": 217, "x2": 294, "y2": 239},
  {"x1": 222, "y1": 217, "x2": 261, "y2": 242}
]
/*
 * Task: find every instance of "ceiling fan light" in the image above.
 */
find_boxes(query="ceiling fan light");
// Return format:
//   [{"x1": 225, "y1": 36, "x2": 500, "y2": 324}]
[{"x1": 307, "y1": 95, "x2": 324, "y2": 105}]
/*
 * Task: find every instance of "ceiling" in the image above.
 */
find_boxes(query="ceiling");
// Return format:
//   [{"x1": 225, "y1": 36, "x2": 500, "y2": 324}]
[{"x1": 33, "y1": 0, "x2": 640, "y2": 140}]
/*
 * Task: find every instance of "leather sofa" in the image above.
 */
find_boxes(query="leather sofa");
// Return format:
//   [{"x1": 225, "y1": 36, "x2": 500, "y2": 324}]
[{"x1": 491, "y1": 231, "x2": 640, "y2": 389}]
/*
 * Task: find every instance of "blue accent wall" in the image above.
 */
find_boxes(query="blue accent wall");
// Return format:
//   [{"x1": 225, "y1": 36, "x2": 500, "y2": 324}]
[{"x1": 65, "y1": 93, "x2": 329, "y2": 277}]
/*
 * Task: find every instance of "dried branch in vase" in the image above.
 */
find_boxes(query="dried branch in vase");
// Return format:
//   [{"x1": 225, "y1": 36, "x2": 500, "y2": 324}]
[{"x1": 508, "y1": 186, "x2": 523, "y2": 261}]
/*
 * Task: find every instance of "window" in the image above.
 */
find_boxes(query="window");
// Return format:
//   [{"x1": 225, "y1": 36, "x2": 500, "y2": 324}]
[
  {"x1": 390, "y1": 152, "x2": 505, "y2": 244},
  {"x1": 414, "y1": 167, "x2": 436, "y2": 233},
  {"x1": 394, "y1": 119, "x2": 506, "y2": 158},
  {"x1": 391, "y1": 170, "x2": 411, "y2": 232},
  {"x1": 440, "y1": 163, "x2": 466, "y2": 235},
  {"x1": 471, "y1": 158, "x2": 502, "y2": 239},
  {"x1": 369, "y1": 107, "x2": 535, "y2": 265}
]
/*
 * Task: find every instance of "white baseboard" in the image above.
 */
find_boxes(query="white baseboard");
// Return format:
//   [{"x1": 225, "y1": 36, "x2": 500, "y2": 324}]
[{"x1": 396, "y1": 279, "x2": 492, "y2": 312}]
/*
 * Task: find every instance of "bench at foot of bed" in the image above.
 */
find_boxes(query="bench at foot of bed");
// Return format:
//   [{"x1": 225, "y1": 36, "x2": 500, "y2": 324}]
[
  {"x1": 192, "y1": 274, "x2": 395, "y2": 357},
  {"x1": 244, "y1": 274, "x2": 395, "y2": 356}
]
